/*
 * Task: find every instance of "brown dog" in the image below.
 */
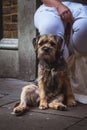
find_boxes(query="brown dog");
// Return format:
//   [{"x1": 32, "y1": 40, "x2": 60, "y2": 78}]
[{"x1": 13, "y1": 34, "x2": 76, "y2": 115}]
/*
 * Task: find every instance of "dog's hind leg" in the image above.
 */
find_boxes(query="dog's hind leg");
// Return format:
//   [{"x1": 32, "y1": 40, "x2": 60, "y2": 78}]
[
  {"x1": 13, "y1": 84, "x2": 39, "y2": 115},
  {"x1": 48, "y1": 94, "x2": 67, "y2": 111}
]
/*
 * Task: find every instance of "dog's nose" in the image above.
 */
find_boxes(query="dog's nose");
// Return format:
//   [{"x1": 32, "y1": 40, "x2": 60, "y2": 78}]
[{"x1": 42, "y1": 47, "x2": 50, "y2": 53}]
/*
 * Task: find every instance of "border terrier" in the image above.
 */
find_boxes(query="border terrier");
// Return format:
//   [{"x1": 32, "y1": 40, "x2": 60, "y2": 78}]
[{"x1": 13, "y1": 34, "x2": 76, "y2": 115}]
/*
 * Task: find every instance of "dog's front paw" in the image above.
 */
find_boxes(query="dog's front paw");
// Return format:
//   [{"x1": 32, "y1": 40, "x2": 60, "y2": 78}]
[
  {"x1": 67, "y1": 98, "x2": 76, "y2": 107},
  {"x1": 39, "y1": 100, "x2": 48, "y2": 110},
  {"x1": 58, "y1": 105, "x2": 67, "y2": 111}
]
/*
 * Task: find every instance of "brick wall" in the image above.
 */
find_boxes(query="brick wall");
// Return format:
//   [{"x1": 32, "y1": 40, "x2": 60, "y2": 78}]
[{"x1": 3, "y1": 0, "x2": 18, "y2": 38}]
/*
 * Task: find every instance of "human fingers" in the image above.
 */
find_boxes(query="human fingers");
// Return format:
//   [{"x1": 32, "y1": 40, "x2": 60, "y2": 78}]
[
  {"x1": 66, "y1": 10, "x2": 74, "y2": 23},
  {"x1": 61, "y1": 10, "x2": 74, "y2": 24}
]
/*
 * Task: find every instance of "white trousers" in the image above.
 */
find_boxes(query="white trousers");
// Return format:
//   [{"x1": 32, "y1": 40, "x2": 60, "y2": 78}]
[
  {"x1": 34, "y1": 2, "x2": 87, "y2": 104},
  {"x1": 34, "y1": 2, "x2": 87, "y2": 53}
]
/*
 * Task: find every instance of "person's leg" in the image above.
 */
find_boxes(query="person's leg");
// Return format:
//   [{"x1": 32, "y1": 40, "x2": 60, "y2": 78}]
[
  {"x1": 66, "y1": 3, "x2": 87, "y2": 104},
  {"x1": 34, "y1": 5, "x2": 65, "y2": 37},
  {"x1": 72, "y1": 18, "x2": 87, "y2": 53},
  {"x1": 63, "y1": 2, "x2": 87, "y2": 53}
]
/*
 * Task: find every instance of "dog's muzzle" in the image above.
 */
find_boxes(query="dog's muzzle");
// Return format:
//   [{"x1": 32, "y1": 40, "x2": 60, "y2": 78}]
[{"x1": 42, "y1": 47, "x2": 51, "y2": 54}]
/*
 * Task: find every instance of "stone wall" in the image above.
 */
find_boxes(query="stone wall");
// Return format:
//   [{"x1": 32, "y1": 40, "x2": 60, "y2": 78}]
[{"x1": 3, "y1": 0, "x2": 18, "y2": 38}]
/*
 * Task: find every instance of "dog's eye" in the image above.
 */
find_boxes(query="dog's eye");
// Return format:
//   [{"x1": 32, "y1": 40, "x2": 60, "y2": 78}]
[
  {"x1": 50, "y1": 42, "x2": 56, "y2": 46},
  {"x1": 38, "y1": 42, "x2": 44, "y2": 46}
]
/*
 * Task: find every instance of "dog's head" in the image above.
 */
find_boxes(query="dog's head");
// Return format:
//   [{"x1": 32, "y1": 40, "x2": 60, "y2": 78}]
[{"x1": 32, "y1": 34, "x2": 63, "y2": 62}]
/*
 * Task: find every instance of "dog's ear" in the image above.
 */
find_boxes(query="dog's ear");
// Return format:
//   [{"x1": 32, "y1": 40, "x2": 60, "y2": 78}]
[
  {"x1": 32, "y1": 35, "x2": 41, "y2": 51},
  {"x1": 55, "y1": 35, "x2": 63, "y2": 49},
  {"x1": 58, "y1": 36, "x2": 63, "y2": 49},
  {"x1": 54, "y1": 35, "x2": 64, "y2": 59},
  {"x1": 32, "y1": 37, "x2": 37, "y2": 49}
]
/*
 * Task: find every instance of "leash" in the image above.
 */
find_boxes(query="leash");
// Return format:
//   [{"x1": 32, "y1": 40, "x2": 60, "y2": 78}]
[{"x1": 64, "y1": 22, "x2": 73, "y2": 55}]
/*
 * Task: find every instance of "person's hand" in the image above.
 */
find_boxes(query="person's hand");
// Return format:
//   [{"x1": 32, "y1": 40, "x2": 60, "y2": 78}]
[{"x1": 57, "y1": 3, "x2": 74, "y2": 24}]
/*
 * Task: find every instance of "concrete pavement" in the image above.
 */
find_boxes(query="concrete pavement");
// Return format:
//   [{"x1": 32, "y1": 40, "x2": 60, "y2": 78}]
[{"x1": 0, "y1": 78, "x2": 87, "y2": 130}]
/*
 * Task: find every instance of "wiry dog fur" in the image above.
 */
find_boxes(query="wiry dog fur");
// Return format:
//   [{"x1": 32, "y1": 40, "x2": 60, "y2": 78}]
[{"x1": 13, "y1": 34, "x2": 76, "y2": 115}]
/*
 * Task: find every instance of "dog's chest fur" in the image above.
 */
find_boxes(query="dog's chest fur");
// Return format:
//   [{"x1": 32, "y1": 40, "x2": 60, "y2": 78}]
[{"x1": 38, "y1": 60, "x2": 67, "y2": 97}]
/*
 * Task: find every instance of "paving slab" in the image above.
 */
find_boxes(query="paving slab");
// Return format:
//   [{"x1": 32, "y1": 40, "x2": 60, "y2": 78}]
[
  {"x1": 0, "y1": 78, "x2": 87, "y2": 130},
  {"x1": 3, "y1": 101, "x2": 87, "y2": 119},
  {"x1": 0, "y1": 78, "x2": 29, "y2": 106},
  {"x1": 66, "y1": 117, "x2": 87, "y2": 130},
  {"x1": 31, "y1": 103, "x2": 87, "y2": 119},
  {"x1": 1, "y1": 78, "x2": 87, "y2": 119},
  {"x1": 0, "y1": 107, "x2": 80, "y2": 130}
]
